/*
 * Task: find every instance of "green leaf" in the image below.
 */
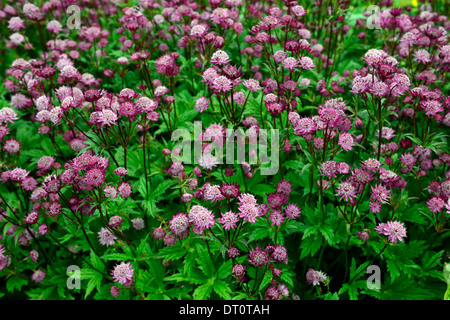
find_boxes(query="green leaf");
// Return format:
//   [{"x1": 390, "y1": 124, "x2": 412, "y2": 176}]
[
  {"x1": 6, "y1": 276, "x2": 28, "y2": 293},
  {"x1": 158, "y1": 244, "x2": 187, "y2": 263},
  {"x1": 251, "y1": 184, "x2": 276, "y2": 197},
  {"x1": 349, "y1": 258, "x2": 372, "y2": 282},
  {"x1": 193, "y1": 282, "x2": 213, "y2": 300},
  {"x1": 300, "y1": 234, "x2": 323, "y2": 259},
  {"x1": 248, "y1": 227, "x2": 270, "y2": 243},
  {"x1": 217, "y1": 260, "x2": 233, "y2": 280},
  {"x1": 196, "y1": 243, "x2": 216, "y2": 278},
  {"x1": 85, "y1": 274, "x2": 102, "y2": 299},
  {"x1": 213, "y1": 280, "x2": 232, "y2": 299},
  {"x1": 282, "y1": 160, "x2": 303, "y2": 170},
  {"x1": 318, "y1": 224, "x2": 335, "y2": 245},
  {"x1": 152, "y1": 180, "x2": 177, "y2": 199},
  {"x1": 90, "y1": 251, "x2": 105, "y2": 272},
  {"x1": 101, "y1": 253, "x2": 130, "y2": 261},
  {"x1": 339, "y1": 283, "x2": 358, "y2": 300}
]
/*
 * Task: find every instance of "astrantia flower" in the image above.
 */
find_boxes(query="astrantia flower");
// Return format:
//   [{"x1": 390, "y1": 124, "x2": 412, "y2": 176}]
[
  {"x1": 294, "y1": 117, "x2": 316, "y2": 136},
  {"x1": 249, "y1": 247, "x2": 269, "y2": 267},
  {"x1": 113, "y1": 167, "x2": 128, "y2": 176},
  {"x1": 232, "y1": 264, "x2": 246, "y2": 277},
  {"x1": 211, "y1": 75, "x2": 232, "y2": 93},
  {"x1": 371, "y1": 184, "x2": 391, "y2": 203},
  {"x1": 111, "y1": 286, "x2": 120, "y2": 298},
  {"x1": 8, "y1": 17, "x2": 24, "y2": 31},
  {"x1": 195, "y1": 97, "x2": 210, "y2": 113},
  {"x1": 203, "y1": 184, "x2": 224, "y2": 202},
  {"x1": 265, "y1": 286, "x2": 280, "y2": 300},
  {"x1": 292, "y1": 5, "x2": 306, "y2": 17},
  {"x1": 421, "y1": 100, "x2": 443, "y2": 117},
  {"x1": 118, "y1": 182, "x2": 132, "y2": 198},
  {"x1": 370, "y1": 81, "x2": 389, "y2": 96},
  {"x1": 238, "y1": 203, "x2": 260, "y2": 223},
  {"x1": 282, "y1": 57, "x2": 299, "y2": 71},
  {"x1": 188, "y1": 205, "x2": 215, "y2": 231},
  {"x1": 220, "y1": 183, "x2": 240, "y2": 199},
  {"x1": 400, "y1": 153, "x2": 416, "y2": 166},
  {"x1": 269, "y1": 210, "x2": 285, "y2": 226},
  {"x1": 85, "y1": 168, "x2": 105, "y2": 186},
  {"x1": 306, "y1": 268, "x2": 327, "y2": 286},
  {"x1": 4, "y1": 139, "x2": 21, "y2": 154},
  {"x1": 37, "y1": 156, "x2": 55, "y2": 171},
  {"x1": 362, "y1": 158, "x2": 381, "y2": 172},
  {"x1": 21, "y1": 177, "x2": 37, "y2": 191},
  {"x1": 270, "y1": 245, "x2": 288, "y2": 263},
  {"x1": 320, "y1": 161, "x2": 338, "y2": 179},
  {"x1": 277, "y1": 179, "x2": 292, "y2": 196},
  {"x1": 111, "y1": 262, "x2": 134, "y2": 286},
  {"x1": 211, "y1": 50, "x2": 230, "y2": 65},
  {"x1": 338, "y1": 132, "x2": 355, "y2": 151},
  {"x1": 108, "y1": 216, "x2": 124, "y2": 228},
  {"x1": 98, "y1": 227, "x2": 117, "y2": 247},
  {"x1": 198, "y1": 154, "x2": 218, "y2": 170},
  {"x1": 267, "y1": 193, "x2": 288, "y2": 209},
  {"x1": 131, "y1": 218, "x2": 145, "y2": 230},
  {"x1": 413, "y1": 49, "x2": 431, "y2": 64},
  {"x1": 336, "y1": 182, "x2": 357, "y2": 202},
  {"x1": 0, "y1": 108, "x2": 18, "y2": 124},
  {"x1": 427, "y1": 197, "x2": 445, "y2": 213},
  {"x1": 169, "y1": 212, "x2": 190, "y2": 235},
  {"x1": 227, "y1": 247, "x2": 240, "y2": 259},
  {"x1": 152, "y1": 227, "x2": 166, "y2": 240},
  {"x1": 284, "y1": 203, "x2": 301, "y2": 219},
  {"x1": 363, "y1": 49, "x2": 388, "y2": 66},
  {"x1": 201, "y1": 68, "x2": 219, "y2": 84},
  {"x1": 163, "y1": 233, "x2": 177, "y2": 247},
  {"x1": 236, "y1": 193, "x2": 256, "y2": 206},
  {"x1": 190, "y1": 24, "x2": 207, "y2": 38},
  {"x1": 97, "y1": 109, "x2": 118, "y2": 127},
  {"x1": 273, "y1": 50, "x2": 287, "y2": 62},
  {"x1": 243, "y1": 79, "x2": 262, "y2": 91},
  {"x1": 219, "y1": 211, "x2": 239, "y2": 230},
  {"x1": 375, "y1": 221, "x2": 407, "y2": 243},
  {"x1": 298, "y1": 56, "x2": 315, "y2": 70},
  {"x1": 31, "y1": 270, "x2": 46, "y2": 283},
  {"x1": 25, "y1": 211, "x2": 39, "y2": 224},
  {"x1": 47, "y1": 20, "x2": 62, "y2": 33}
]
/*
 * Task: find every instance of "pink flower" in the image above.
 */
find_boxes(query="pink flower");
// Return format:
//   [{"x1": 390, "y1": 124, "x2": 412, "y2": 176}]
[
  {"x1": 375, "y1": 221, "x2": 407, "y2": 243},
  {"x1": 298, "y1": 56, "x2": 315, "y2": 70},
  {"x1": 427, "y1": 197, "x2": 445, "y2": 213},
  {"x1": 0, "y1": 108, "x2": 18, "y2": 124},
  {"x1": 8, "y1": 17, "x2": 24, "y2": 31},
  {"x1": 219, "y1": 211, "x2": 239, "y2": 230},
  {"x1": 243, "y1": 79, "x2": 262, "y2": 91},
  {"x1": 211, "y1": 50, "x2": 231, "y2": 65},
  {"x1": 111, "y1": 262, "x2": 134, "y2": 286},
  {"x1": 203, "y1": 184, "x2": 224, "y2": 202},
  {"x1": 338, "y1": 132, "x2": 355, "y2": 151},
  {"x1": 306, "y1": 268, "x2": 327, "y2": 286},
  {"x1": 98, "y1": 227, "x2": 117, "y2": 247},
  {"x1": 188, "y1": 205, "x2": 215, "y2": 231},
  {"x1": 336, "y1": 182, "x2": 357, "y2": 202},
  {"x1": 170, "y1": 213, "x2": 190, "y2": 235},
  {"x1": 195, "y1": 97, "x2": 210, "y2": 113},
  {"x1": 211, "y1": 75, "x2": 232, "y2": 93},
  {"x1": 97, "y1": 109, "x2": 118, "y2": 127},
  {"x1": 47, "y1": 20, "x2": 62, "y2": 33},
  {"x1": 249, "y1": 247, "x2": 269, "y2": 267},
  {"x1": 198, "y1": 154, "x2": 218, "y2": 170}
]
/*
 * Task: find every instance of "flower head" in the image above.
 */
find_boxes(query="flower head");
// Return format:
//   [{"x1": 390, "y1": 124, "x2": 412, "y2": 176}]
[
  {"x1": 375, "y1": 221, "x2": 407, "y2": 243},
  {"x1": 111, "y1": 262, "x2": 134, "y2": 286}
]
